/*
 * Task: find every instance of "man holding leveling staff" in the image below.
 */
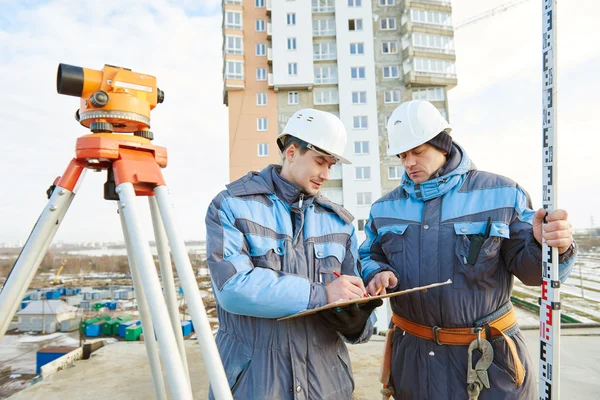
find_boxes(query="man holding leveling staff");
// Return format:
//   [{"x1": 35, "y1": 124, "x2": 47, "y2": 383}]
[
  {"x1": 360, "y1": 100, "x2": 577, "y2": 399},
  {"x1": 205, "y1": 109, "x2": 383, "y2": 399}
]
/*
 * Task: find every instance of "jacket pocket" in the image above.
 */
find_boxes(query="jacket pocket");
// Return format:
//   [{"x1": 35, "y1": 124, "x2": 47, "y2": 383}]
[
  {"x1": 314, "y1": 242, "x2": 346, "y2": 284},
  {"x1": 379, "y1": 224, "x2": 409, "y2": 274},
  {"x1": 452, "y1": 221, "x2": 510, "y2": 290},
  {"x1": 246, "y1": 235, "x2": 286, "y2": 271}
]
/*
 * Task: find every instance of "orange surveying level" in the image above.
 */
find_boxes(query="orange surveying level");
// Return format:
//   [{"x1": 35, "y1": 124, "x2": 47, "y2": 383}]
[{"x1": 0, "y1": 64, "x2": 232, "y2": 399}]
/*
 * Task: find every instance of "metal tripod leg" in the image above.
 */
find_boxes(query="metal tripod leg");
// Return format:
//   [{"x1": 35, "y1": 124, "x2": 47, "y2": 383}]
[
  {"x1": 119, "y1": 208, "x2": 168, "y2": 400},
  {"x1": 116, "y1": 182, "x2": 192, "y2": 400},
  {"x1": 149, "y1": 197, "x2": 191, "y2": 385},
  {"x1": 0, "y1": 165, "x2": 85, "y2": 342},
  {"x1": 154, "y1": 185, "x2": 232, "y2": 400}
]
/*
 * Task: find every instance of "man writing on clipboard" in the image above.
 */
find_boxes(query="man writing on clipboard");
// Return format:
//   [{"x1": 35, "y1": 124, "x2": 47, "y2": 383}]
[{"x1": 205, "y1": 109, "x2": 382, "y2": 399}]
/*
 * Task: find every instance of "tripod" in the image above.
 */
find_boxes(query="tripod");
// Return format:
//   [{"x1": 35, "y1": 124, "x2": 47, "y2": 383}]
[{"x1": 0, "y1": 127, "x2": 232, "y2": 397}]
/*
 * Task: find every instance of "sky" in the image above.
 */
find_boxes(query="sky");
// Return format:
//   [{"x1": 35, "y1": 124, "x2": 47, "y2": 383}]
[{"x1": 0, "y1": 0, "x2": 597, "y2": 245}]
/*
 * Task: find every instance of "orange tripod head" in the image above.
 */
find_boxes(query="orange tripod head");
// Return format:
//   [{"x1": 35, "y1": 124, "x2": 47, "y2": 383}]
[{"x1": 56, "y1": 63, "x2": 164, "y2": 139}]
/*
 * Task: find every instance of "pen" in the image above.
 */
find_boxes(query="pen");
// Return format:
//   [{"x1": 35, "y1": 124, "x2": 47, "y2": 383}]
[{"x1": 333, "y1": 271, "x2": 369, "y2": 298}]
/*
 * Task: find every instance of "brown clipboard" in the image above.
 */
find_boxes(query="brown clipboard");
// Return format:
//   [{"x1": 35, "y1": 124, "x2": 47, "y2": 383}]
[{"x1": 277, "y1": 279, "x2": 452, "y2": 321}]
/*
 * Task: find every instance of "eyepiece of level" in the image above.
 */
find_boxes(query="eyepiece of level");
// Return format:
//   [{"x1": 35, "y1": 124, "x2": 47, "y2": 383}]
[{"x1": 57, "y1": 64, "x2": 84, "y2": 97}]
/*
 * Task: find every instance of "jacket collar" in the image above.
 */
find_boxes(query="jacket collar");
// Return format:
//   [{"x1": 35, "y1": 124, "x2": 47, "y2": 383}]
[
  {"x1": 401, "y1": 142, "x2": 474, "y2": 201},
  {"x1": 226, "y1": 165, "x2": 354, "y2": 223}
]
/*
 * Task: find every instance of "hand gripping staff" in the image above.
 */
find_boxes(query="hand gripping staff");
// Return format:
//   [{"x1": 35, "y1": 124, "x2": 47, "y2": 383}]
[{"x1": 0, "y1": 64, "x2": 232, "y2": 400}]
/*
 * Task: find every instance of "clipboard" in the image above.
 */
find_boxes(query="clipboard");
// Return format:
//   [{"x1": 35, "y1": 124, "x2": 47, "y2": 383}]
[{"x1": 277, "y1": 279, "x2": 452, "y2": 321}]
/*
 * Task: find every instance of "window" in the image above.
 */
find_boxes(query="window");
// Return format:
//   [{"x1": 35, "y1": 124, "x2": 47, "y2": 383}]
[
  {"x1": 225, "y1": 11, "x2": 243, "y2": 29},
  {"x1": 256, "y1": 68, "x2": 267, "y2": 81},
  {"x1": 383, "y1": 66, "x2": 399, "y2": 78},
  {"x1": 412, "y1": 32, "x2": 454, "y2": 52},
  {"x1": 313, "y1": 19, "x2": 336, "y2": 36},
  {"x1": 354, "y1": 141, "x2": 369, "y2": 154},
  {"x1": 410, "y1": 9, "x2": 452, "y2": 27},
  {"x1": 351, "y1": 91, "x2": 367, "y2": 104},
  {"x1": 314, "y1": 88, "x2": 339, "y2": 105},
  {"x1": 357, "y1": 219, "x2": 367, "y2": 232},
  {"x1": 256, "y1": 43, "x2": 266, "y2": 56},
  {"x1": 258, "y1": 143, "x2": 269, "y2": 157},
  {"x1": 357, "y1": 192, "x2": 372, "y2": 206},
  {"x1": 256, "y1": 92, "x2": 267, "y2": 106},
  {"x1": 413, "y1": 58, "x2": 456, "y2": 74},
  {"x1": 287, "y1": 13, "x2": 296, "y2": 25},
  {"x1": 384, "y1": 90, "x2": 401, "y2": 103},
  {"x1": 348, "y1": 0, "x2": 362, "y2": 6},
  {"x1": 288, "y1": 63, "x2": 298, "y2": 75},
  {"x1": 388, "y1": 166, "x2": 403, "y2": 180},
  {"x1": 225, "y1": 36, "x2": 243, "y2": 54},
  {"x1": 255, "y1": 19, "x2": 266, "y2": 32},
  {"x1": 314, "y1": 65, "x2": 338, "y2": 84},
  {"x1": 381, "y1": 41, "x2": 398, "y2": 54},
  {"x1": 353, "y1": 116, "x2": 368, "y2": 129},
  {"x1": 349, "y1": 42, "x2": 364, "y2": 55},
  {"x1": 255, "y1": 0, "x2": 265, "y2": 7},
  {"x1": 287, "y1": 38, "x2": 297, "y2": 50},
  {"x1": 312, "y1": 0, "x2": 335, "y2": 13},
  {"x1": 380, "y1": 18, "x2": 396, "y2": 30},
  {"x1": 379, "y1": 0, "x2": 394, "y2": 5},
  {"x1": 288, "y1": 92, "x2": 299, "y2": 105},
  {"x1": 257, "y1": 118, "x2": 268, "y2": 131},
  {"x1": 351, "y1": 67, "x2": 366, "y2": 79},
  {"x1": 348, "y1": 19, "x2": 363, "y2": 31},
  {"x1": 355, "y1": 166, "x2": 371, "y2": 180},
  {"x1": 313, "y1": 41, "x2": 336, "y2": 60},
  {"x1": 412, "y1": 87, "x2": 445, "y2": 101},
  {"x1": 225, "y1": 61, "x2": 244, "y2": 79}
]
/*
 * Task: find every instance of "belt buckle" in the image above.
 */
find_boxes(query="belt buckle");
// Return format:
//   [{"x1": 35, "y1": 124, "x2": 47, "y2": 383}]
[{"x1": 432, "y1": 326, "x2": 442, "y2": 345}]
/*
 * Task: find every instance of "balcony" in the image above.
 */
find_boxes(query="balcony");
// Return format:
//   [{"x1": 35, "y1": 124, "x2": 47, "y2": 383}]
[
  {"x1": 312, "y1": 4, "x2": 335, "y2": 13},
  {"x1": 399, "y1": 0, "x2": 452, "y2": 13},
  {"x1": 267, "y1": 22, "x2": 272, "y2": 37},
  {"x1": 401, "y1": 21, "x2": 453, "y2": 36},
  {"x1": 404, "y1": 70, "x2": 457, "y2": 89},
  {"x1": 313, "y1": 53, "x2": 336, "y2": 61},
  {"x1": 313, "y1": 29, "x2": 336, "y2": 37},
  {"x1": 268, "y1": 73, "x2": 273, "y2": 88},
  {"x1": 403, "y1": 46, "x2": 455, "y2": 61},
  {"x1": 266, "y1": 0, "x2": 271, "y2": 14},
  {"x1": 267, "y1": 47, "x2": 273, "y2": 63}
]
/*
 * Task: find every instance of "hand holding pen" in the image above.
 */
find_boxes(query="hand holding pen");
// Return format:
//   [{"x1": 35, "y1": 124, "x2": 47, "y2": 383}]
[{"x1": 325, "y1": 271, "x2": 368, "y2": 303}]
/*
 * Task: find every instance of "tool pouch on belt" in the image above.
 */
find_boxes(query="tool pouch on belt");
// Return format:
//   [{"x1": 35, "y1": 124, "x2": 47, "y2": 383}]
[{"x1": 380, "y1": 327, "x2": 396, "y2": 398}]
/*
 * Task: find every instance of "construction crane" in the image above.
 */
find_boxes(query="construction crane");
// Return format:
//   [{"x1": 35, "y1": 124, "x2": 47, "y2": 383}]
[
  {"x1": 52, "y1": 259, "x2": 67, "y2": 285},
  {"x1": 455, "y1": 0, "x2": 533, "y2": 31}
]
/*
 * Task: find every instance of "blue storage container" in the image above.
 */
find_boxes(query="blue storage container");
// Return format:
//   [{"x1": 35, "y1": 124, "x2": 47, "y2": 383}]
[
  {"x1": 181, "y1": 321, "x2": 192, "y2": 337},
  {"x1": 36, "y1": 347, "x2": 76, "y2": 374},
  {"x1": 85, "y1": 321, "x2": 104, "y2": 337}
]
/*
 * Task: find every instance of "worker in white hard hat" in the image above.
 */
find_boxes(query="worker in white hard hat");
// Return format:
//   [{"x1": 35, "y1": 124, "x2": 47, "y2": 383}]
[
  {"x1": 205, "y1": 108, "x2": 382, "y2": 399},
  {"x1": 359, "y1": 100, "x2": 577, "y2": 399}
]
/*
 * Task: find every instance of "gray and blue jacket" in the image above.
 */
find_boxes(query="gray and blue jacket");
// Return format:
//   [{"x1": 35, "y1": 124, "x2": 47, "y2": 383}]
[
  {"x1": 206, "y1": 164, "x2": 373, "y2": 399},
  {"x1": 359, "y1": 144, "x2": 576, "y2": 399}
]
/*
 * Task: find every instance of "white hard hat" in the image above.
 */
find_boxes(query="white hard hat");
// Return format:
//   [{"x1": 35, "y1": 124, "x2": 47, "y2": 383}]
[
  {"x1": 277, "y1": 109, "x2": 351, "y2": 164},
  {"x1": 386, "y1": 100, "x2": 451, "y2": 156}
]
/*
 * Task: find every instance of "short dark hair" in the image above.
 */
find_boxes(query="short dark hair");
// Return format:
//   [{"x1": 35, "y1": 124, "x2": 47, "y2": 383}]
[{"x1": 282, "y1": 137, "x2": 309, "y2": 155}]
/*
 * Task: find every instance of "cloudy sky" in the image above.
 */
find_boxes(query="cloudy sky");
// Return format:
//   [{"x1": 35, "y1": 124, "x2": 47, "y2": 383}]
[{"x1": 0, "y1": 0, "x2": 597, "y2": 245}]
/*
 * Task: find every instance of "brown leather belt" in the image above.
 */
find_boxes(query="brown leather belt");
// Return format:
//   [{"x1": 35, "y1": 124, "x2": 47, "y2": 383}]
[{"x1": 381, "y1": 306, "x2": 525, "y2": 392}]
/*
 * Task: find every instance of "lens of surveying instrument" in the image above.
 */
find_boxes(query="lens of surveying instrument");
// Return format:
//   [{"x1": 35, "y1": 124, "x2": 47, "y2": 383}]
[{"x1": 56, "y1": 64, "x2": 84, "y2": 97}]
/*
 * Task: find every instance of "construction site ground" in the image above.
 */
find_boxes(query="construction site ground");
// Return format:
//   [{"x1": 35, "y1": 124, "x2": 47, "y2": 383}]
[{"x1": 6, "y1": 314, "x2": 600, "y2": 399}]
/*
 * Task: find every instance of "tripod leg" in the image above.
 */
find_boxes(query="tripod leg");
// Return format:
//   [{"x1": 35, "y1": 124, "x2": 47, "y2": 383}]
[
  {"x1": 116, "y1": 183, "x2": 192, "y2": 400},
  {"x1": 119, "y1": 208, "x2": 168, "y2": 400},
  {"x1": 149, "y1": 197, "x2": 191, "y2": 385},
  {"x1": 154, "y1": 185, "x2": 232, "y2": 400},
  {"x1": 0, "y1": 160, "x2": 85, "y2": 341}
]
